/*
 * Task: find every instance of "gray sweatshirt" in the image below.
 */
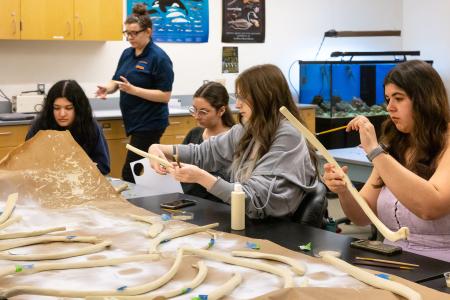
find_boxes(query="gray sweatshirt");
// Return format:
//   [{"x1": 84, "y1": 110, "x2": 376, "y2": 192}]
[{"x1": 178, "y1": 120, "x2": 318, "y2": 219}]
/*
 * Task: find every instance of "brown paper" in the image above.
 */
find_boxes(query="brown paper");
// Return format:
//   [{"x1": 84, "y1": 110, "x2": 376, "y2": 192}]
[{"x1": 0, "y1": 130, "x2": 448, "y2": 300}]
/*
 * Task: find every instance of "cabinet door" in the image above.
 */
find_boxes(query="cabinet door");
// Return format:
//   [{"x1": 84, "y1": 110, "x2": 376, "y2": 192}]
[
  {"x1": 21, "y1": 0, "x2": 73, "y2": 40},
  {"x1": 0, "y1": 0, "x2": 20, "y2": 39},
  {"x1": 74, "y1": 0, "x2": 122, "y2": 41},
  {"x1": 107, "y1": 138, "x2": 129, "y2": 178}
]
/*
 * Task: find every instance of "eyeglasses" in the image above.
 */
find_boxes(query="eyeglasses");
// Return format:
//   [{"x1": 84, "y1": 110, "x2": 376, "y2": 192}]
[
  {"x1": 122, "y1": 29, "x2": 146, "y2": 38},
  {"x1": 188, "y1": 106, "x2": 210, "y2": 117}
]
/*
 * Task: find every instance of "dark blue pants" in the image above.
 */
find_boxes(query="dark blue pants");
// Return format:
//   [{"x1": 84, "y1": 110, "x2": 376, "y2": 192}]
[{"x1": 122, "y1": 129, "x2": 165, "y2": 183}]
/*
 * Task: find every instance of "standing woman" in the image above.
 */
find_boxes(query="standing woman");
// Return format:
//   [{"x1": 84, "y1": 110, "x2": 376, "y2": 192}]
[
  {"x1": 149, "y1": 64, "x2": 318, "y2": 219},
  {"x1": 182, "y1": 81, "x2": 235, "y2": 201},
  {"x1": 96, "y1": 3, "x2": 174, "y2": 182},
  {"x1": 322, "y1": 60, "x2": 450, "y2": 261},
  {"x1": 26, "y1": 80, "x2": 110, "y2": 175}
]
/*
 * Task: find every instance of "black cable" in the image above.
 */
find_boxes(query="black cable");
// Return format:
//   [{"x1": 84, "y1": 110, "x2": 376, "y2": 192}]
[
  {"x1": 314, "y1": 35, "x2": 327, "y2": 60},
  {"x1": 0, "y1": 88, "x2": 11, "y2": 102},
  {"x1": 288, "y1": 60, "x2": 299, "y2": 100}
]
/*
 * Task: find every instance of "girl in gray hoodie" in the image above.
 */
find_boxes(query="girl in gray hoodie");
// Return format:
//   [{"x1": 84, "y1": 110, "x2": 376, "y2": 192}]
[{"x1": 149, "y1": 64, "x2": 318, "y2": 219}]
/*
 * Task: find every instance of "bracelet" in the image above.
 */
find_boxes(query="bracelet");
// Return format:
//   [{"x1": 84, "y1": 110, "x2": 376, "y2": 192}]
[{"x1": 366, "y1": 143, "x2": 387, "y2": 162}]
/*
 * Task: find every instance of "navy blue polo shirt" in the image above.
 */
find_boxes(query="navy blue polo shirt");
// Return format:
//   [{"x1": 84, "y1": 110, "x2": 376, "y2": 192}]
[{"x1": 113, "y1": 40, "x2": 174, "y2": 135}]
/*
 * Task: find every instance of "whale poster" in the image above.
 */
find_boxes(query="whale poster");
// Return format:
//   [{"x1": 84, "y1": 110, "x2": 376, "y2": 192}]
[
  {"x1": 222, "y1": 0, "x2": 265, "y2": 43},
  {"x1": 127, "y1": 0, "x2": 209, "y2": 43}
]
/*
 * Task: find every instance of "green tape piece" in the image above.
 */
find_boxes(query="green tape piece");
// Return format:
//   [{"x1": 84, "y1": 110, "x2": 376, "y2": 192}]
[
  {"x1": 15, "y1": 265, "x2": 23, "y2": 272},
  {"x1": 299, "y1": 242, "x2": 312, "y2": 251}
]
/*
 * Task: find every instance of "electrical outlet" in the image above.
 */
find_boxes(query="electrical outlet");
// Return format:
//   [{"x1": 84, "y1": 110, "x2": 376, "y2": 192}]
[{"x1": 37, "y1": 83, "x2": 45, "y2": 95}]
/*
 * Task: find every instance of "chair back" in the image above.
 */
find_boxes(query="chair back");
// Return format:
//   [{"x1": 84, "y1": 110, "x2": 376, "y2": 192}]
[{"x1": 291, "y1": 181, "x2": 328, "y2": 228}]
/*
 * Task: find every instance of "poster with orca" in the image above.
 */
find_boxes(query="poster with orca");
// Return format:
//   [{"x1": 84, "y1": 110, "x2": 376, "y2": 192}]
[
  {"x1": 222, "y1": 0, "x2": 265, "y2": 43},
  {"x1": 127, "y1": 0, "x2": 209, "y2": 43}
]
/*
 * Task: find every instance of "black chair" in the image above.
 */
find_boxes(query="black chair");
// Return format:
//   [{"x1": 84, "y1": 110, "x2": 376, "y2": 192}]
[{"x1": 291, "y1": 181, "x2": 329, "y2": 228}]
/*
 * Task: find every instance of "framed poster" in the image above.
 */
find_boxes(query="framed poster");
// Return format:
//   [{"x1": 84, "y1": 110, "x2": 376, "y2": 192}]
[
  {"x1": 222, "y1": 0, "x2": 265, "y2": 43},
  {"x1": 127, "y1": 0, "x2": 209, "y2": 43}
]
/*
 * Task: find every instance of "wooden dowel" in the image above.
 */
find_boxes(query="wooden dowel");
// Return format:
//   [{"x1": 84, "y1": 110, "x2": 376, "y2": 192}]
[
  {"x1": 355, "y1": 256, "x2": 419, "y2": 268},
  {"x1": 353, "y1": 261, "x2": 415, "y2": 270},
  {"x1": 316, "y1": 125, "x2": 348, "y2": 136}
]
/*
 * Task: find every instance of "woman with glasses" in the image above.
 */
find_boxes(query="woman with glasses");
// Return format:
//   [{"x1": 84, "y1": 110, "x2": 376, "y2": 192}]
[
  {"x1": 26, "y1": 80, "x2": 110, "y2": 175},
  {"x1": 149, "y1": 64, "x2": 318, "y2": 219},
  {"x1": 181, "y1": 81, "x2": 236, "y2": 202},
  {"x1": 96, "y1": 3, "x2": 174, "y2": 183}
]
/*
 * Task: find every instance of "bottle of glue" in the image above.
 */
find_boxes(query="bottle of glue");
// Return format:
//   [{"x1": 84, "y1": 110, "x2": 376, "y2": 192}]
[{"x1": 231, "y1": 183, "x2": 245, "y2": 230}]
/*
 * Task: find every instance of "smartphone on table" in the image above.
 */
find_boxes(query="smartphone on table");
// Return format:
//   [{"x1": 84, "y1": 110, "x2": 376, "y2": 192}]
[
  {"x1": 160, "y1": 199, "x2": 197, "y2": 210},
  {"x1": 350, "y1": 239, "x2": 402, "y2": 256}
]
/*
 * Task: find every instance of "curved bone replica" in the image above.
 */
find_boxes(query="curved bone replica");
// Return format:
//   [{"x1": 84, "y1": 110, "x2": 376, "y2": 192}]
[
  {"x1": 279, "y1": 106, "x2": 409, "y2": 242},
  {"x1": 129, "y1": 214, "x2": 164, "y2": 238},
  {"x1": 0, "y1": 235, "x2": 98, "y2": 251},
  {"x1": 0, "y1": 249, "x2": 185, "y2": 298},
  {"x1": 232, "y1": 250, "x2": 306, "y2": 276},
  {"x1": 0, "y1": 237, "x2": 112, "y2": 261},
  {"x1": 86, "y1": 260, "x2": 208, "y2": 300},
  {"x1": 126, "y1": 144, "x2": 173, "y2": 169},
  {"x1": 0, "y1": 226, "x2": 66, "y2": 240},
  {"x1": 0, "y1": 193, "x2": 18, "y2": 225},
  {"x1": 205, "y1": 272, "x2": 242, "y2": 300},
  {"x1": 0, "y1": 254, "x2": 158, "y2": 278},
  {"x1": 318, "y1": 250, "x2": 421, "y2": 300},
  {"x1": 148, "y1": 223, "x2": 219, "y2": 254},
  {"x1": 0, "y1": 216, "x2": 21, "y2": 231},
  {"x1": 183, "y1": 247, "x2": 294, "y2": 288}
]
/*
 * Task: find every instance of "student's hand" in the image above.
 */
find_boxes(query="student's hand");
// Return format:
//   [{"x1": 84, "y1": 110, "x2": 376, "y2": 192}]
[
  {"x1": 168, "y1": 163, "x2": 204, "y2": 183},
  {"x1": 117, "y1": 76, "x2": 135, "y2": 94},
  {"x1": 96, "y1": 85, "x2": 108, "y2": 99},
  {"x1": 322, "y1": 163, "x2": 349, "y2": 194},
  {"x1": 148, "y1": 145, "x2": 169, "y2": 175},
  {"x1": 346, "y1": 115, "x2": 378, "y2": 154}
]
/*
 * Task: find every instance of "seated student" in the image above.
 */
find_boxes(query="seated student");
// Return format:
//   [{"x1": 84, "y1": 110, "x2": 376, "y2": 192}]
[
  {"x1": 322, "y1": 60, "x2": 450, "y2": 262},
  {"x1": 149, "y1": 64, "x2": 318, "y2": 219},
  {"x1": 26, "y1": 80, "x2": 110, "y2": 175},
  {"x1": 181, "y1": 81, "x2": 236, "y2": 202}
]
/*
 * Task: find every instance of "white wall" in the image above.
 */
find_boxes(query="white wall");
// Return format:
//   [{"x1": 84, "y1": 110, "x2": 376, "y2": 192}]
[
  {"x1": 0, "y1": 0, "x2": 402, "y2": 101},
  {"x1": 402, "y1": 0, "x2": 450, "y2": 90}
]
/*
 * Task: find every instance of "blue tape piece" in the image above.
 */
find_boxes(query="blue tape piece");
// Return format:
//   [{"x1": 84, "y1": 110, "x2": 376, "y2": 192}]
[
  {"x1": 181, "y1": 287, "x2": 192, "y2": 294},
  {"x1": 207, "y1": 238, "x2": 215, "y2": 249},
  {"x1": 66, "y1": 235, "x2": 77, "y2": 240},
  {"x1": 246, "y1": 241, "x2": 260, "y2": 250},
  {"x1": 22, "y1": 264, "x2": 34, "y2": 269},
  {"x1": 199, "y1": 295, "x2": 208, "y2": 300},
  {"x1": 117, "y1": 285, "x2": 128, "y2": 291},
  {"x1": 161, "y1": 214, "x2": 171, "y2": 221},
  {"x1": 375, "y1": 273, "x2": 390, "y2": 280}
]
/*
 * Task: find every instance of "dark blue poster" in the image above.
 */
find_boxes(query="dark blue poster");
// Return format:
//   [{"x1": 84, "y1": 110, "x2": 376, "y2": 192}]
[{"x1": 127, "y1": 0, "x2": 209, "y2": 43}]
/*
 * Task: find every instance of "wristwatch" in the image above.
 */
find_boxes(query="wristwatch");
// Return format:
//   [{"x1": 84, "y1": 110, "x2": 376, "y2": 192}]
[{"x1": 366, "y1": 143, "x2": 387, "y2": 162}]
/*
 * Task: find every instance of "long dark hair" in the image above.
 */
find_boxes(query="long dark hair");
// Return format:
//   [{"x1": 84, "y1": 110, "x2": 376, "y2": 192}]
[
  {"x1": 234, "y1": 64, "x2": 316, "y2": 166},
  {"x1": 194, "y1": 81, "x2": 235, "y2": 128},
  {"x1": 125, "y1": 3, "x2": 152, "y2": 29},
  {"x1": 33, "y1": 80, "x2": 98, "y2": 153},
  {"x1": 381, "y1": 60, "x2": 449, "y2": 180}
]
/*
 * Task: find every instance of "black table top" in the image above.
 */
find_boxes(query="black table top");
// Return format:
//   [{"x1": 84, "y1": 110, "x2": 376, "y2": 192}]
[{"x1": 128, "y1": 192, "x2": 450, "y2": 293}]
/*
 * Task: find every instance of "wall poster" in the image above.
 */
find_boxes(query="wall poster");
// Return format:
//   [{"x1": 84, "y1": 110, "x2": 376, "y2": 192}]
[
  {"x1": 222, "y1": 47, "x2": 239, "y2": 73},
  {"x1": 127, "y1": 0, "x2": 209, "y2": 43},
  {"x1": 222, "y1": 0, "x2": 265, "y2": 43}
]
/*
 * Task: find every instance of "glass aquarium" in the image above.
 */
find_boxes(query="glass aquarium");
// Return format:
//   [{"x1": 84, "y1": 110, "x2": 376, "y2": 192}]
[{"x1": 299, "y1": 60, "x2": 403, "y2": 118}]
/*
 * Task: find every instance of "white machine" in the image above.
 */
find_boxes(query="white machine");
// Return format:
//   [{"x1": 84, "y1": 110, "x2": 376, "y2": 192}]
[{"x1": 12, "y1": 94, "x2": 45, "y2": 113}]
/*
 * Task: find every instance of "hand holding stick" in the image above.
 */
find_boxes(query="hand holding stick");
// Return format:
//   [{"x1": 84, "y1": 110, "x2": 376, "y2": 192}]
[{"x1": 279, "y1": 106, "x2": 409, "y2": 242}]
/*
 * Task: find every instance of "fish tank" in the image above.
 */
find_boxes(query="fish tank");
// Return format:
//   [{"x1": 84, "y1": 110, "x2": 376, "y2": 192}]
[
  {"x1": 299, "y1": 60, "x2": 403, "y2": 118},
  {"x1": 299, "y1": 59, "x2": 411, "y2": 148}
]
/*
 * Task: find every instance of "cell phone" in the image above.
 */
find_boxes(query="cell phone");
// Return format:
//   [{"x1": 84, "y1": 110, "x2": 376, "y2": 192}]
[
  {"x1": 160, "y1": 199, "x2": 197, "y2": 210},
  {"x1": 350, "y1": 239, "x2": 402, "y2": 256}
]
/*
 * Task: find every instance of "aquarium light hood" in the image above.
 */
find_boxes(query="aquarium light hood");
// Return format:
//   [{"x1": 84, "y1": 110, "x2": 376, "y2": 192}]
[
  {"x1": 324, "y1": 30, "x2": 401, "y2": 38},
  {"x1": 329, "y1": 51, "x2": 420, "y2": 61}
]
